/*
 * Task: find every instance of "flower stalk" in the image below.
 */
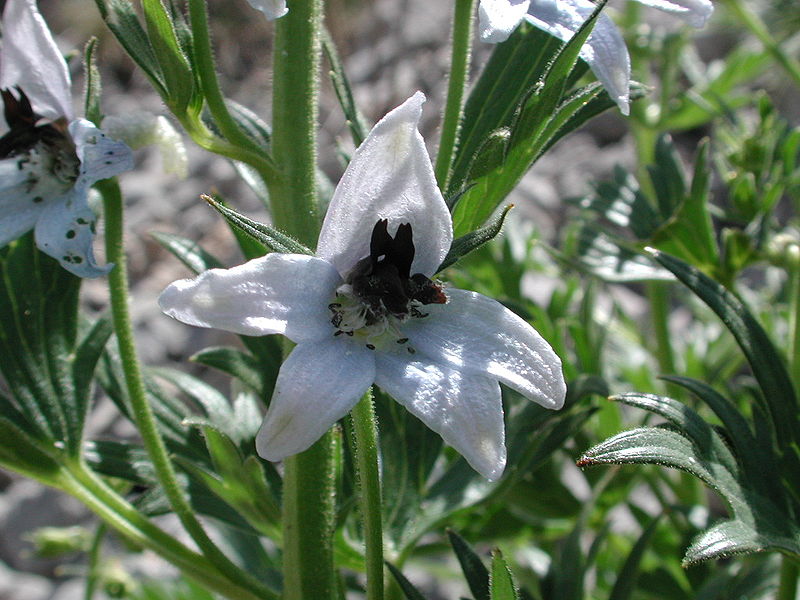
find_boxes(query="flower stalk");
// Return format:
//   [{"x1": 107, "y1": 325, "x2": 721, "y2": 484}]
[
  {"x1": 435, "y1": 0, "x2": 477, "y2": 190},
  {"x1": 99, "y1": 179, "x2": 274, "y2": 600},
  {"x1": 351, "y1": 390, "x2": 384, "y2": 600},
  {"x1": 187, "y1": 0, "x2": 280, "y2": 182},
  {"x1": 268, "y1": 1, "x2": 337, "y2": 598},
  {"x1": 269, "y1": 0, "x2": 323, "y2": 245}
]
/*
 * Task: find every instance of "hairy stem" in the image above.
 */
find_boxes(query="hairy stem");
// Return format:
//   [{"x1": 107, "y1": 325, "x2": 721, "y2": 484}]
[
  {"x1": 351, "y1": 390, "x2": 384, "y2": 600},
  {"x1": 435, "y1": 0, "x2": 477, "y2": 191},
  {"x1": 100, "y1": 179, "x2": 274, "y2": 600}
]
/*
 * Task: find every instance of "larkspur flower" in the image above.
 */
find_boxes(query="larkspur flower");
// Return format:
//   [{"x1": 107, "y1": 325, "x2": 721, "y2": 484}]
[
  {"x1": 246, "y1": 0, "x2": 288, "y2": 20},
  {"x1": 478, "y1": 0, "x2": 713, "y2": 115},
  {"x1": 159, "y1": 92, "x2": 566, "y2": 480},
  {"x1": 0, "y1": 0, "x2": 133, "y2": 277}
]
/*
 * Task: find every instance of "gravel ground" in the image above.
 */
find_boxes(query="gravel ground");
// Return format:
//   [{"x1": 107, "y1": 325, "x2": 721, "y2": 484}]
[{"x1": 1, "y1": 0, "x2": 767, "y2": 597}]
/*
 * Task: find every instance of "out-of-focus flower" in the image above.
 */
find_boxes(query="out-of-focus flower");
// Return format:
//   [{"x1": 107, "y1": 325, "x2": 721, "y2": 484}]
[
  {"x1": 478, "y1": 0, "x2": 714, "y2": 115},
  {"x1": 246, "y1": 0, "x2": 288, "y2": 20},
  {"x1": 102, "y1": 112, "x2": 188, "y2": 179},
  {"x1": 0, "y1": 0, "x2": 133, "y2": 277},
  {"x1": 159, "y1": 92, "x2": 566, "y2": 480}
]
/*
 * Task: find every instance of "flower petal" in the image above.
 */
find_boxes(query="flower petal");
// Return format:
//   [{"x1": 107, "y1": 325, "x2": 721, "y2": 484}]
[
  {"x1": 0, "y1": 0, "x2": 73, "y2": 121},
  {"x1": 376, "y1": 352, "x2": 506, "y2": 480},
  {"x1": 245, "y1": 0, "x2": 288, "y2": 20},
  {"x1": 525, "y1": 0, "x2": 631, "y2": 114},
  {"x1": 0, "y1": 157, "x2": 53, "y2": 246},
  {"x1": 405, "y1": 288, "x2": 566, "y2": 409},
  {"x1": 69, "y1": 119, "x2": 134, "y2": 188},
  {"x1": 34, "y1": 188, "x2": 111, "y2": 278},
  {"x1": 632, "y1": 0, "x2": 713, "y2": 27},
  {"x1": 478, "y1": 0, "x2": 531, "y2": 43},
  {"x1": 256, "y1": 338, "x2": 375, "y2": 461},
  {"x1": 317, "y1": 92, "x2": 452, "y2": 278},
  {"x1": 159, "y1": 254, "x2": 342, "y2": 341}
]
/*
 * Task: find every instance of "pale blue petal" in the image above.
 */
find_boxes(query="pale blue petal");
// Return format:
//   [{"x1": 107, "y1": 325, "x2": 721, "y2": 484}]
[
  {"x1": 632, "y1": 0, "x2": 713, "y2": 27},
  {"x1": 478, "y1": 0, "x2": 531, "y2": 43},
  {"x1": 246, "y1": 0, "x2": 288, "y2": 20},
  {"x1": 256, "y1": 338, "x2": 374, "y2": 461},
  {"x1": 526, "y1": 0, "x2": 631, "y2": 114},
  {"x1": 0, "y1": 156, "x2": 65, "y2": 246},
  {"x1": 69, "y1": 119, "x2": 134, "y2": 188},
  {"x1": 34, "y1": 188, "x2": 111, "y2": 278},
  {"x1": 404, "y1": 288, "x2": 567, "y2": 409},
  {"x1": 376, "y1": 352, "x2": 506, "y2": 480},
  {"x1": 316, "y1": 92, "x2": 452, "y2": 278},
  {"x1": 159, "y1": 254, "x2": 342, "y2": 341},
  {"x1": 0, "y1": 0, "x2": 73, "y2": 120}
]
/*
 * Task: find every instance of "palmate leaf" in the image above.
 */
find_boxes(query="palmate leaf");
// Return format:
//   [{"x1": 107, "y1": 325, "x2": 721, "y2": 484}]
[{"x1": 0, "y1": 235, "x2": 111, "y2": 457}]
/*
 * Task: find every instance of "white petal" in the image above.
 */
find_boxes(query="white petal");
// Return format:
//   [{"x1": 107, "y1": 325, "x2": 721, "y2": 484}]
[
  {"x1": 245, "y1": 0, "x2": 288, "y2": 20},
  {"x1": 632, "y1": 0, "x2": 713, "y2": 27},
  {"x1": 159, "y1": 254, "x2": 342, "y2": 341},
  {"x1": 405, "y1": 288, "x2": 566, "y2": 409},
  {"x1": 479, "y1": 0, "x2": 531, "y2": 43},
  {"x1": 69, "y1": 119, "x2": 134, "y2": 188},
  {"x1": 0, "y1": 157, "x2": 52, "y2": 246},
  {"x1": 34, "y1": 188, "x2": 111, "y2": 278},
  {"x1": 0, "y1": 0, "x2": 73, "y2": 121},
  {"x1": 102, "y1": 112, "x2": 188, "y2": 178},
  {"x1": 376, "y1": 352, "x2": 506, "y2": 480},
  {"x1": 526, "y1": 0, "x2": 631, "y2": 114},
  {"x1": 256, "y1": 338, "x2": 374, "y2": 461},
  {"x1": 317, "y1": 92, "x2": 452, "y2": 278}
]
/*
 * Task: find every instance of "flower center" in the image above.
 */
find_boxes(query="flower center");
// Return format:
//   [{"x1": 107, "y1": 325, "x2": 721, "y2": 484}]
[
  {"x1": 0, "y1": 87, "x2": 80, "y2": 201},
  {"x1": 328, "y1": 219, "x2": 447, "y2": 352}
]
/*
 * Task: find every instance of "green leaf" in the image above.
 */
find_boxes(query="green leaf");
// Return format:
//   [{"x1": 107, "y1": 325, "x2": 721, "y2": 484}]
[
  {"x1": 72, "y1": 314, "x2": 114, "y2": 420},
  {"x1": 191, "y1": 346, "x2": 272, "y2": 399},
  {"x1": 448, "y1": 530, "x2": 490, "y2": 600},
  {"x1": 150, "y1": 231, "x2": 224, "y2": 274},
  {"x1": 83, "y1": 38, "x2": 103, "y2": 125},
  {"x1": 0, "y1": 235, "x2": 83, "y2": 453},
  {"x1": 451, "y1": 2, "x2": 610, "y2": 235},
  {"x1": 385, "y1": 562, "x2": 428, "y2": 600},
  {"x1": 572, "y1": 225, "x2": 674, "y2": 282},
  {"x1": 0, "y1": 417, "x2": 63, "y2": 484},
  {"x1": 141, "y1": 0, "x2": 195, "y2": 112},
  {"x1": 202, "y1": 195, "x2": 313, "y2": 255},
  {"x1": 322, "y1": 28, "x2": 368, "y2": 147},
  {"x1": 490, "y1": 550, "x2": 519, "y2": 600},
  {"x1": 95, "y1": 0, "x2": 168, "y2": 98},
  {"x1": 438, "y1": 205, "x2": 513, "y2": 272},
  {"x1": 611, "y1": 393, "x2": 740, "y2": 477},
  {"x1": 683, "y1": 520, "x2": 800, "y2": 565},
  {"x1": 608, "y1": 516, "x2": 662, "y2": 600},
  {"x1": 648, "y1": 249, "x2": 799, "y2": 450},
  {"x1": 578, "y1": 427, "x2": 745, "y2": 510}
]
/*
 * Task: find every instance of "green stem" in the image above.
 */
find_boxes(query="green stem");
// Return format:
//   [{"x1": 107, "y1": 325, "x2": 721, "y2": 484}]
[
  {"x1": 435, "y1": 0, "x2": 476, "y2": 191},
  {"x1": 281, "y1": 432, "x2": 337, "y2": 600},
  {"x1": 646, "y1": 282, "x2": 675, "y2": 376},
  {"x1": 719, "y1": 0, "x2": 800, "y2": 88},
  {"x1": 187, "y1": 0, "x2": 280, "y2": 179},
  {"x1": 83, "y1": 523, "x2": 106, "y2": 600},
  {"x1": 351, "y1": 391, "x2": 384, "y2": 600},
  {"x1": 269, "y1": 0, "x2": 323, "y2": 246},
  {"x1": 269, "y1": 3, "x2": 335, "y2": 598},
  {"x1": 778, "y1": 555, "x2": 799, "y2": 600},
  {"x1": 60, "y1": 463, "x2": 267, "y2": 599},
  {"x1": 99, "y1": 179, "x2": 274, "y2": 600},
  {"x1": 789, "y1": 263, "x2": 800, "y2": 395}
]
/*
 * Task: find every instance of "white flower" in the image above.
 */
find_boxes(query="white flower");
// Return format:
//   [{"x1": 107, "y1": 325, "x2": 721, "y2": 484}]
[
  {"x1": 246, "y1": 0, "x2": 288, "y2": 20},
  {"x1": 478, "y1": 0, "x2": 714, "y2": 115},
  {"x1": 102, "y1": 112, "x2": 188, "y2": 179},
  {"x1": 159, "y1": 92, "x2": 567, "y2": 481},
  {"x1": 0, "y1": 0, "x2": 133, "y2": 277}
]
